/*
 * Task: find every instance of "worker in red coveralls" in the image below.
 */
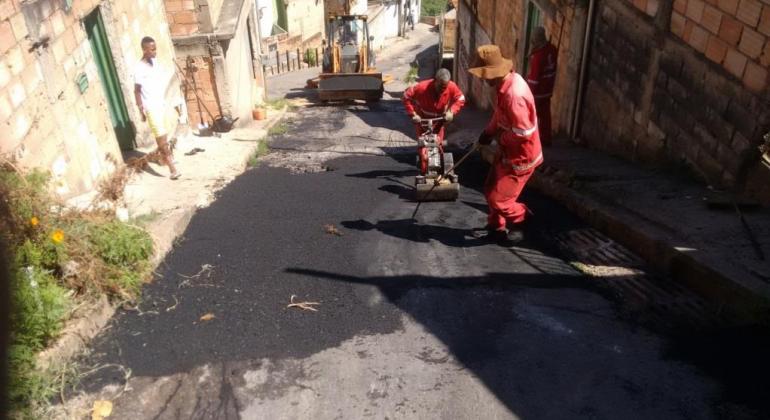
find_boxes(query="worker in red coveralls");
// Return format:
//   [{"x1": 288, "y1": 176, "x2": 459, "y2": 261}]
[
  {"x1": 402, "y1": 68, "x2": 466, "y2": 175},
  {"x1": 469, "y1": 45, "x2": 543, "y2": 246},
  {"x1": 526, "y1": 26, "x2": 557, "y2": 147}
]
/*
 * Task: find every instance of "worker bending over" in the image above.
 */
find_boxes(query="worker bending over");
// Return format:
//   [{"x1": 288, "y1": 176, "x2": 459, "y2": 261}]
[{"x1": 402, "y1": 68, "x2": 466, "y2": 174}]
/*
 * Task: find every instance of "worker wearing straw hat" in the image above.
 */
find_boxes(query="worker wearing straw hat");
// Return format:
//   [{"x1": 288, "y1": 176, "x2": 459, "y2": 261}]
[{"x1": 469, "y1": 45, "x2": 543, "y2": 246}]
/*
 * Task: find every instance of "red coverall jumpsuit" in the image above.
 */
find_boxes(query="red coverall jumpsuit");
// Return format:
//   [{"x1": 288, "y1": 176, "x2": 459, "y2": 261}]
[
  {"x1": 526, "y1": 43, "x2": 557, "y2": 147},
  {"x1": 482, "y1": 72, "x2": 543, "y2": 231},
  {"x1": 402, "y1": 79, "x2": 466, "y2": 174}
]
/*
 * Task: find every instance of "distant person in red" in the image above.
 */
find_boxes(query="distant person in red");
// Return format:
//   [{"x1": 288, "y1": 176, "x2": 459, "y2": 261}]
[
  {"x1": 526, "y1": 26, "x2": 557, "y2": 147},
  {"x1": 402, "y1": 68, "x2": 466, "y2": 174}
]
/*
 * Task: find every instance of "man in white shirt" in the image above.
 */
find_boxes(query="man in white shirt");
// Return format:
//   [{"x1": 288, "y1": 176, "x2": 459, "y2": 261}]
[{"x1": 134, "y1": 36, "x2": 180, "y2": 179}]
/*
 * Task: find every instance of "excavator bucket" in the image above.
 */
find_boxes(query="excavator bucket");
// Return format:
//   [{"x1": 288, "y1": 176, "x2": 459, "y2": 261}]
[{"x1": 318, "y1": 72, "x2": 383, "y2": 101}]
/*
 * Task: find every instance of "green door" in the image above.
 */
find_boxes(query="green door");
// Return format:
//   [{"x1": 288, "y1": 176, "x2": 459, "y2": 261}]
[
  {"x1": 523, "y1": 1, "x2": 543, "y2": 74},
  {"x1": 84, "y1": 9, "x2": 135, "y2": 150}
]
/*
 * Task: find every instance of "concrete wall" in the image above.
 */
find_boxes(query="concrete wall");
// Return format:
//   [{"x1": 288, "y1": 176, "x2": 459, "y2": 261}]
[
  {"x1": 286, "y1": 0, "x2": 325, "y2": 42},
  {"x1": 0, "y1": 0, "x2": 178, "y2": 198},
  {"x1": 368, "y1": 1, "x2": 401, "y2": 51},
  {"x1": 583, "y1": 0, "x2": 770, "y2": 199},
  {"x1": 256, "y1": 0, "x2": 274, "y2": 37},
  {"x1": 168, "y1": 0, "x2": 264, "y2": 127}
]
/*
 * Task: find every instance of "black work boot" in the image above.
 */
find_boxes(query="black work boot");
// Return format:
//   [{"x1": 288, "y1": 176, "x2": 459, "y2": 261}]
[
  {"x1": 470, "y1": 225, "x2": 498, "y2": 239},
  {"x1": 493, "y1": 229, "x2": 525, "y2": 247}
]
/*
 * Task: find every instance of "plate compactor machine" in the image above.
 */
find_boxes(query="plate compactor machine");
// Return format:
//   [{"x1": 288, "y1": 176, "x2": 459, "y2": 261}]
[
  {"x1": 317, "y1": 14, "x2": 384, "y2": 102},
  {"x1": 414, "y1": 117, "x2": 461, "y2": 201}
]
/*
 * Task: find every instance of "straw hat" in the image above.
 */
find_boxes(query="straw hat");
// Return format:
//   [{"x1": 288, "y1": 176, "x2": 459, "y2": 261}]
[{"x1": 468, "y1": 45, "x2": 513, "y2": 79}]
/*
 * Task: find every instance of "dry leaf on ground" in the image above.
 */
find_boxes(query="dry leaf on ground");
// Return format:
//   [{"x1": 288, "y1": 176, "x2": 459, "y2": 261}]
[
  {"x1": 92, "y1": 400, "x2": 113, "y2": 420},
  {"x1": 323, "y1": 224, "x2": 343, "y2": 236},
  {"x1": 287, "y1": 295, "x2": 321, "y2": 312},
  {"x1": 199, "y1": 313, "x2": 216, "y2": 322}
]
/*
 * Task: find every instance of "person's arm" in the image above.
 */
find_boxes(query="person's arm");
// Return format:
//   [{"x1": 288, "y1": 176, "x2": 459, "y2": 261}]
[
  {"x1": 402, "y1": 85, "x2": 417, "y2": 116},
  {"x1": 447, "y1": 83, "x2": 466, "y2": 115},
  {"x1": 134, "y1": 84, "x2": 146, "y2": 121}
]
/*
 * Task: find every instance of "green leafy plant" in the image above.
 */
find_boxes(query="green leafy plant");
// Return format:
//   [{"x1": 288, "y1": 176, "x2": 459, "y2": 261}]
[
  {"x1": 404, "y1": 65, "x2": 419, "y2": 84},
  {"x1": 422, "y1": 0, "x2": 447, "y2": 16},
  {"x1": 248, "y1": 139, "x2": 270, "y2": 167},
  {"x1": 304, "y1": 48, "x2": 318, "y2": 66},
  {"x1": 1, "y1": 164, "x2": 155, "y2": 416}
]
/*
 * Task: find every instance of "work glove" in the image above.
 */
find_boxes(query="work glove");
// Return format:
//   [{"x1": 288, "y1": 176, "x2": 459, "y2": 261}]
[
  {"x1": 444, "y1": 110, "x2": 453, "y2": 122},
  {"x1": 411, "y1": 114, "x2": 422, "y2": 123},
  {"x1": 478, "y1": 131, "x2": 493, "y2": 145}
]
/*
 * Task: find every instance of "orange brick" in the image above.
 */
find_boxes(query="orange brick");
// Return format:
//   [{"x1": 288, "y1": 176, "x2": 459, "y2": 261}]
[
  {"x1": 674, "y1": 0, "x2": 688, "y2": 14},
  {"x1": 50, "y1": 10, "x2": 65, "y2": 37},
  {"x1": 684, "y1": 20, "x2": 696, "y2": 41},
  {"x1": 724, "y1": 47, "x2": 748, "y2": 77},
  {"x1": 6, "y1": 45, "x2": 24, "y2": 75},
  {"x1": 0, "y1": 21, "x2": 16, "y2": 54},
  {"x1": 689, "y1": 24, "x2": 710, "y2": 51},
  {"x1": 701, "y1": 4, "x2": 723, "y2": 33},
  {"x1": 647, "y1": 0, "x2": 660, "y2": 16},
  {"x1": 706, "y1": 35, "x2": 729, "y2": 62},
  {"x1": 0, "y1": 93, "x2": 11, "y2": 122},
  {"x1": 762, "y1": 38, "x2": 770, "y2": 66},
  {"x1": 737, "y1": 0, "x2": 761, "y2": 26},
  {"x1": 759, "y1": 6, "x2": 770, "y2": 36},
  {"x1": 687, "y1": 0, "x2": 706, "y2": 21},
  {"x1": 63, "y1": 28, "x2": 78, "y2": 55},
  {"x1": 672, "y1": 11, "x2": 687, "y2": 37},
  {"x1": 719, "y1": 15, "x2": 744, "y2": 45},
  {"x1": 739, "y1": 26, "x2": 765, "y2": 58},
  {"x1": 182, "y1": 0, "x2": 195, "y2": 10},
  {"x1": 9, "y1": 11, "x2": 27, "y2": 40},
  {"x1": 634, "y1": 0, "x2": 648, "y2": 12},
  {"x1": 0, "y1": 1, "x2": 15, "y2": 21},
  {"x1": 51, "y1": 37, "x2": 66, "y2": 64},
  {"x1": 743, "y1": 61, "x2": 768, "y2": 91},
  {"x1": 166, "y1": 1, "x2": 183, "y2": 12},
  {"x1": 717, "y1": 0, "x2": 738, "y2": 14},
  {"x1": 173, "y1": 10, "x2": 197, "y2": 25}
]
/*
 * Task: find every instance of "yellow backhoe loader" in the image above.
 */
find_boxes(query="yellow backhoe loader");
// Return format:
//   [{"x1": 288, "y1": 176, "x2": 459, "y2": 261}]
[{"x1": 316, "y1": 14, "x2": 383, "y2": 102}]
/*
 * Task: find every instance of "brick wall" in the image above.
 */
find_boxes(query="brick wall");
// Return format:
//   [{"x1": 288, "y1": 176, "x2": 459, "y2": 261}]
[
  {"x1": 165, "y1": 0, "x2": 231, "y2": 36},
  {"x1": 584, "y1": 0, "x2": 770, "y2": 199},
  {"x1": 166, "y1": 0, "x2": 200, "y2": 36},
  {"x1": 456, "y1": 0, "x2": 581, "y2": 134},
  {"x1": 0, "y1": 0, "x2": 178, "y2": 198},
  {"x1": 657, "y1": 0, "x2": 770, "y2": 92},
  {"x1": 177, "y1": 55, "x2": 221, "y2": 127}
]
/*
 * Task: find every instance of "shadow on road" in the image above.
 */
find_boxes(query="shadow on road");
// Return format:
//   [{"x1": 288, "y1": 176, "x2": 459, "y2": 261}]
[{"x1": 341, "y1": 218, "x2": 490, "y2": 248}]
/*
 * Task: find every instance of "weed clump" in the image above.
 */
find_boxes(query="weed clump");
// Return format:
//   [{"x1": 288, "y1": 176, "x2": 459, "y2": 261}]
[{"x1": 0, "y1": 164, "x2": 154, "y2": 416}]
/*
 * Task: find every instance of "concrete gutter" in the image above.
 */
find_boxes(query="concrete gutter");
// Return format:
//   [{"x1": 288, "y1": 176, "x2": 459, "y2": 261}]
[{"x1": 517, "y1": 143, "x2": 770, "y2": 325}]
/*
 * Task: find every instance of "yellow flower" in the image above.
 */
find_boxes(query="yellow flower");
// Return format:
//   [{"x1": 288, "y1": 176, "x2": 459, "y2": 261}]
[
  {"x1": 30, "y1": 217, "x2": 39, "y2": 227},
  {"x1": 51, "y1": 229, "x2": 65, "y2": 244}
]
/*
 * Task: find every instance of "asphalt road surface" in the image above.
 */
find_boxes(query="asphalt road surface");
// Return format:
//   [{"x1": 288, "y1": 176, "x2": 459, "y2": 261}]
[{"x1": 71, "y1": 25, "x2": 769, "y2": 420}]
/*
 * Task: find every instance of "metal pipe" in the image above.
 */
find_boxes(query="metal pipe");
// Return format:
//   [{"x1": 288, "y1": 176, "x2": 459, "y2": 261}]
[{"x1": 570, "y1": 0, "x2": 597, "y2": 140}]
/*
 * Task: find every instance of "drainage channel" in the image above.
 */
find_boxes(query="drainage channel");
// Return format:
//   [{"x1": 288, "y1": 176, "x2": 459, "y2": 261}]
[{"x1": 551, "y1": 227, "x2": 727, "y2": 333}]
